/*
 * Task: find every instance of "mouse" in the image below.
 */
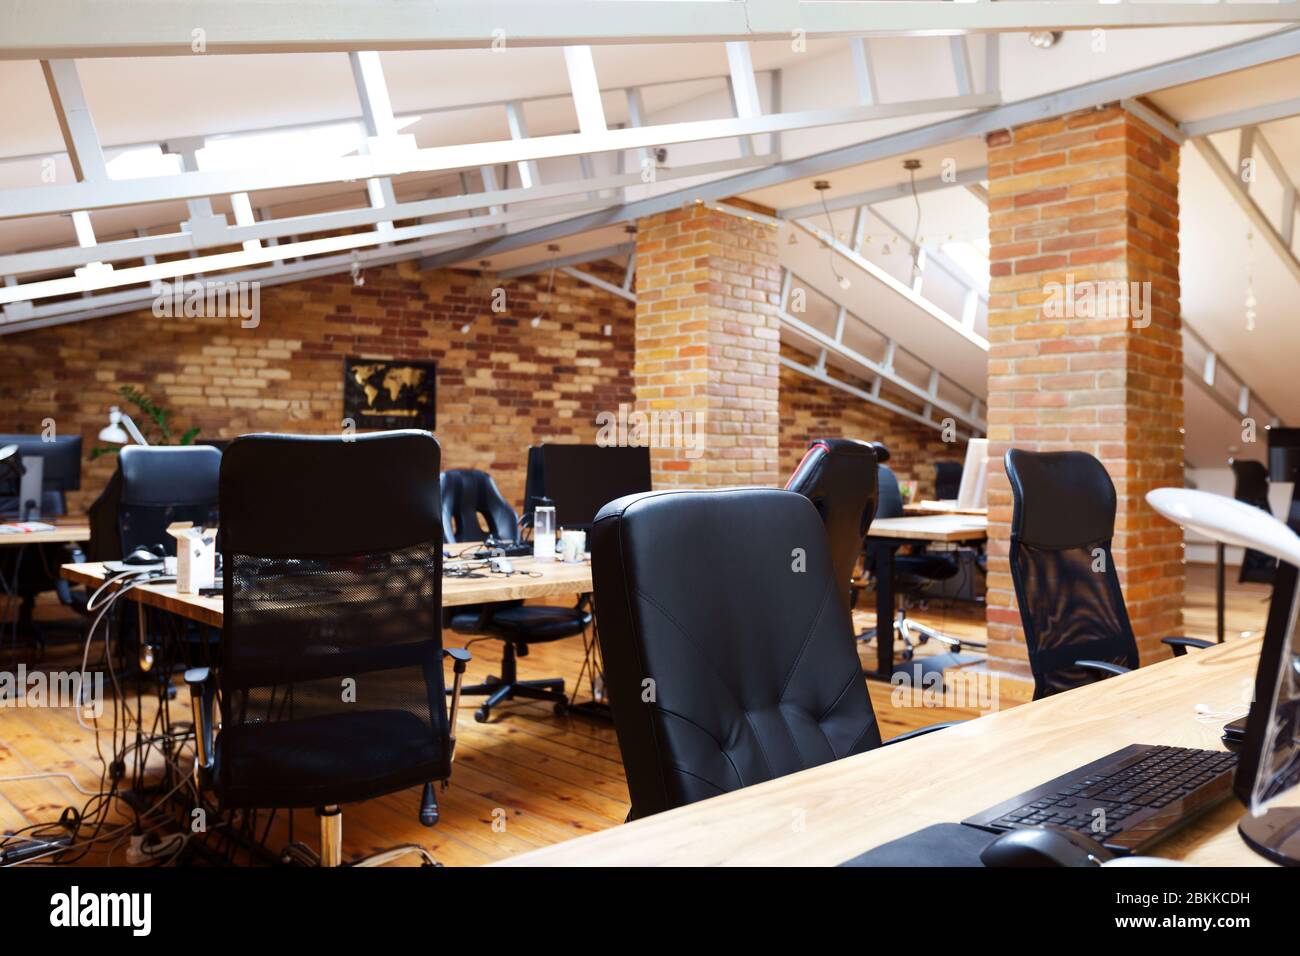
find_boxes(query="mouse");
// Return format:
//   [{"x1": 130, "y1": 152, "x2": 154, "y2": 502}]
[
  {"x1": 980, "y1": 826, "x2": 1114, "y2": 868},
  {"x1": 123, "y1": 546, "x2": 165, "y2": 566}
]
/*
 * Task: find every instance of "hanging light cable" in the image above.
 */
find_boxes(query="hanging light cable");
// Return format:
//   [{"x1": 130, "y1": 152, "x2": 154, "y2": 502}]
[{"x1": 814, "y1": 181, "x2": 851, "y2": 290}]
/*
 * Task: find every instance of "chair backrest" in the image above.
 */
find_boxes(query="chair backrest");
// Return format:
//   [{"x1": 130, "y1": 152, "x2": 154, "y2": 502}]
[
  {"x1": 591, "y1": 487, "x2": 881, "y2": 819},
  {"x1": 440, "y1": 468, "x2": 518, "y2": 543},
  {"x1": 217, "y1": 430, "x2": 450, "y2": 805},
  {"x1": 1231, "y1": 459, "x2": 1277, "y2": 584},
  {"x1": 784, "y1": 438, "x2": 878, "y2": 610},
  {"x1": 935, "y1": 461, "x2": 963, "y2": 500},
  {"x1": 1004, "y1": 449, "x2": 1139, "y2": 698},
  {"x1": 118, "y1": 445, "x2": 222, "y2": 554}
]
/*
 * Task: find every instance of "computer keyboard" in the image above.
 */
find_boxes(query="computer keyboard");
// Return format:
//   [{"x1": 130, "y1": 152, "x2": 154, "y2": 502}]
[{"x1": 963, "y1": 744, "x2": 1238, "y2": 855}]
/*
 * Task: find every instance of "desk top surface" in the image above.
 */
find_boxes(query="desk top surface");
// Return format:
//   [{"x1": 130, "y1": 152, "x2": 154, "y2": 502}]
[
  {"x1": 0, "y1": 521, "x2": 90, "y2": 545},
  {"x1": 500, "y1": 637, "x2": 1282, "y2": 866},
  {"x1": 904, "y1": 500, "x2": 988, "y2": 517},
  {"x1": 868, "y1": 514, "x2": 988, "y2": 541},
  {"x1": 61, "y1": 548, "x2": 592, "y2": 625}
]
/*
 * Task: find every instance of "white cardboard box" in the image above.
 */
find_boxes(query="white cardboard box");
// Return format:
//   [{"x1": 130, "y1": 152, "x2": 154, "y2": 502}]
[{"x1": 167, "y1": 522, "x2": 216, "y2": 594}]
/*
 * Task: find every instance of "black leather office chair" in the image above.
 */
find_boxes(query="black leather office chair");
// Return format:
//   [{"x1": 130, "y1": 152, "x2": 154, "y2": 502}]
[
  {"x1": 591, "y1": 487, "x2": 953, "y2": 819},
  {"x1": 856, "y1": 443, "x2": 969, "y2": 657},
  {"x1": 935, "y1": 461, "x2": 963, "y2": 500},
  {"x1": 1005, "y1": 448, "x2": 1212, "y2": 699},
  {"x1": 186, "y1": 430, "x2": 470, "y2": 867},
  {"x1": 784, "y1": 438, "x2": 878, "y2": 611},
  {"x1": 118, "y1": 445, "x2": 221, "y2": 555},
  {"x1": 1230, "y1": 458, "x2": 1276, "y2": 585},
  {"x1": 441, "y1": 467, "x2": 590, "y2": 722}
]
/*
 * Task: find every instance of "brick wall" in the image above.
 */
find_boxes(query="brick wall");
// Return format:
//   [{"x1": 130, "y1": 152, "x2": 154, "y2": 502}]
[
  {"x1": 984, "y1": 104, "x2": 1184, "y2": 678},
  {"x1": 0, "y1": 260, "x2": 634, "y2": 514},
  {"x1": 634, "y1": 204, "x2": 782, "y2": 487},
  {"x1": 778, "y1": 347, "x2": 961, "y2": 499}
]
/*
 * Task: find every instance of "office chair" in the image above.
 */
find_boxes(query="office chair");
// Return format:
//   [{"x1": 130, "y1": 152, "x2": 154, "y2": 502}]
[
  {"x1": 784, "y1": 438, "x2": 878, "y2": 611},
  {"x1": 591, "y1": 487, "x2": 953, "y2": 819},
  {"x1": 440, "y1": 467, "x2": 590, "y2": 722},
  {"x1": 187, "y1": 430, "x2": 470, "y2": 867},
  {"x1": 1004, "y1": 449, "x2": 1212, "y2": 699},
  {"x1": 1230, "y1": 459, "x2": 1276, "y2": 585},
  {"x1": 935, "y1": 460, "x2": 963, "y2": 500},
  {"x1": 855, "y1": 443, "x2": 972, "y2": 658},
  {"x1": 118, "y1": 445, "x2": 221, "y2": 555}
]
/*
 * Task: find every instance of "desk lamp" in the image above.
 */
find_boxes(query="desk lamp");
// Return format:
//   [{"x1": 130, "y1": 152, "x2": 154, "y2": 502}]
[{"x1": 99, "y1": 406, "x2": 149, "y2": 447}]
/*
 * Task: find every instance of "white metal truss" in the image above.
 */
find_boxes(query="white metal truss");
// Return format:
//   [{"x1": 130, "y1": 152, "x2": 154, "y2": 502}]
[
  {"x1": 426, "y1": 27, "x2": 1300, "y2": 268},
  {"x1": 4, "y1": 1, "x2": 1297, "y2": 58},
  {"x1": 778, "y1": 267, "x2": 987, "y2": 435},
  {"x1": 1192, "y1": 131, "x2": 1300, "y2": 286},
  {"x1": 1183, "y1": 322, "x2": 1283, "y2": 426}
]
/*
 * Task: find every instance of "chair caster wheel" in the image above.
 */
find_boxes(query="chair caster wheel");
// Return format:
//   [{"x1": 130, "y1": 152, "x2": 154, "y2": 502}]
[
  {"x1": 421, "y1": 860, "x2": 444, "y2": 867},
  {"x1": 553, "y1": 700, "x2": 569, "y2": 716},
  {"x1": 483, "y1": 674, "x2": 499, "y2": 686},
  {"x1": 474, "y1": 707, "x2": 489, "y2": 723},
  {"x1": 901, "y1": 648, "x2": 914, "y2": 661}
]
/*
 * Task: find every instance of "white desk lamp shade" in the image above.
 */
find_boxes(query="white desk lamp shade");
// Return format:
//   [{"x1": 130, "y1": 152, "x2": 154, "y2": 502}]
[
  {"x1": 99, "y1": 406, "x2": 130, "y2": 444},
  {"x1": 1146, "y1": 487, "x2": 1300, "y2": 568}
]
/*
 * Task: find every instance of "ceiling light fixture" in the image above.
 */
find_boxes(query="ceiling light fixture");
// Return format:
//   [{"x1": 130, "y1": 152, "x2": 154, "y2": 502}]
[{"x1": 813, "y1": 180, "x2": 851, "y2": 290}]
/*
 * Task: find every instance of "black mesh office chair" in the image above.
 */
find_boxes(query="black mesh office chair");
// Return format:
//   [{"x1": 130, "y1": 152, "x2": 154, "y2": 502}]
[
  {"x1": 186, "y1": 431, "x2": 470, "y2": 867},
  {"x1": 856, "y1": 443, "x2": 971, "y2": 657},
  {"x1": 441, "y1": 468, "x2": 590, "y2": 723},
  {"x1": 591, "y1": 487, "x2": 952, "y2": 820},
  {"x1": 784, "y1": 438, "x2": 878, "y2": 612},
  {"x1": 935, "y1": 461, "x2": 963, "y2": 500},
  {"x1": 1230, "y1": 459, "x2": 1276, "y2": 585},
  {"x1": 1005, "y1": 448, "x2": 1212, "y2": 699}
]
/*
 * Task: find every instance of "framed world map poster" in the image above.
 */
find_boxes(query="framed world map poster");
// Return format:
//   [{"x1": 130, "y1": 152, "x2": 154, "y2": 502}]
[{"x1": 343, "y1": 357, "x2": 437, "y2": 431}]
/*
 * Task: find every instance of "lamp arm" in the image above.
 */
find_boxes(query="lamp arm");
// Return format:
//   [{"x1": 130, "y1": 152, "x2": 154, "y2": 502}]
[{"x1": 121, "y1": 414, "x2": 150, "y2": 446}]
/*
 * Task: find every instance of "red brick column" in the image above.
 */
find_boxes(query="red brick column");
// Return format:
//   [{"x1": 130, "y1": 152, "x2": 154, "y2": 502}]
[
  {"x1": 633, "y1": 204, "x2": 782, "y2": 487},
  {"x1": 984, "y1": 105, "x2": 1184, "y2": 679}
]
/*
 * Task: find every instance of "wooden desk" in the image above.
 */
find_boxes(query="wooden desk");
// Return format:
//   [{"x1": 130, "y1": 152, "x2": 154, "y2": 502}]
[
  {"x1": 863, "y1": 515, "x2": 987, "y2": 678},
  {"x1": 60, "y1": 551, "x2": 593, "y2": 628},
  {"x1": 500, "y1": 637, "x2": 1283, "y2": 866},
  {"x1": 870, "y1": 514, "x2": 987, "y2": 542},
  {"x1": 0, "y1": 522, "x2": 90, "y2": 546},
  {"x1": 904, "y1": 500, "x2": 988, "y2": 517}
]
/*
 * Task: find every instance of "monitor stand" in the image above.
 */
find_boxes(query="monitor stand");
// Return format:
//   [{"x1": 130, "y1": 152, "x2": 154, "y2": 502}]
[{"x1": 1238, "y1": 807, "x2": 1300, "y2": 866}]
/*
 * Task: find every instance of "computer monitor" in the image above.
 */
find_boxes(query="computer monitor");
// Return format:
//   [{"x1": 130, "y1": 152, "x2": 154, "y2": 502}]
[
  {"x1": 534, "y1": 443, "x2": 652, "y2": 532},
  {"x1": 955, "y1": 438, "x2": 989, "y2": 510},
  {"x1": 0, "y1": 434, "x2": 81, "y2": 518}
]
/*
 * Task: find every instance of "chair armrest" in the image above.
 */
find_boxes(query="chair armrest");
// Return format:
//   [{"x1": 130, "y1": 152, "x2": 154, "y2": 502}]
[
  {"x1": 442, "y1": 648, "x2": 472, "y2": 760},
  {"x1": 184, "y1": 667, "x2": 215, "y2": 780},
  {"x1": 881, "y1": 721, "x2": 965, "y2": 746},
  {"x1": 1075, "y1": 659, "x2": 1131, "y2": 679},
  {"x1": 1161, "y1": 636, "x2": 1215, "y2": 657}
]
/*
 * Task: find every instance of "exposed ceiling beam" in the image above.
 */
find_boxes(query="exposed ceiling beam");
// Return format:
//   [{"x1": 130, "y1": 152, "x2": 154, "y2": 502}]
[
  {"x1": 1182, "y1": 94, "x2": 1300, "y2": 138},
  {"x1": 0, "y1": 92, "x2": 996, "y2": 220},
  {"x1": 497, "y1": 241, "x2": 633, "y2": 278},
  {"x1": 1192, "y1": 135, "x2": 1300, "y2": 287},
  {"x1": 420, "y1": 27, "x2": 1300, "y2": 268},
  {"x1": 4, "y1": 1, "x2": 1297, "y2": 58},
  {"x1": 0, "y1": 154, "x2": 771, "y2": 277},
  {"x1": 778, "y1": 165, "x2": 988, "y2": 219}
]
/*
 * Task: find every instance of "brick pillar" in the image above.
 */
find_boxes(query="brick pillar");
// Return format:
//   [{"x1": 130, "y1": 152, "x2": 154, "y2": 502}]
[
  {"x1": 633, "y1": 204, "x2": 781, "y2": 487},
  {"x1": 984, "y1": 104, "x2": 1185, "y2": 679}
]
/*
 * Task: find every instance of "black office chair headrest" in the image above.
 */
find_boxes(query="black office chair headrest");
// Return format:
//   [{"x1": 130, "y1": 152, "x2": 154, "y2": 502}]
[
  {"x1": 119, "y1": 445, "x2": 221, "y2": 506},
  {"x1": 591, "y1": 487, "x2": 880, "y2": 818},
  {"x1": 1005, "y1": 448, "x2": 1115, "y2": 550},
  {"x1": 784, "y1": 438, "x2": 878, "y2": 608},
  {"x1": 868, "y1": 441, "x2": 891, "y2": 463},
  {"x1": 440, "y1": 468, "x2": 519, "y2": 543},
  {"x1": 220, "y1": 430, "x2": 441, "y2": 557}
]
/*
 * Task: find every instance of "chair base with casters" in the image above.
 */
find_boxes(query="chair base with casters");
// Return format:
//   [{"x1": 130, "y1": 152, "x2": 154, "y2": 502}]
[
  {"x1": 186, "y1": 645, "x2": 470, "y2": 868},
  {"x1": 448, "y1": 598, "x2": 591, "y2": 723}
]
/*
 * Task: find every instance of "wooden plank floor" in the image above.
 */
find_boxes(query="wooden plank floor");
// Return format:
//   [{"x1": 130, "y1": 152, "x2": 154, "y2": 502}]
[{"x1": 0, "y1": 565, "x2": 1269, "y2": 866}]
